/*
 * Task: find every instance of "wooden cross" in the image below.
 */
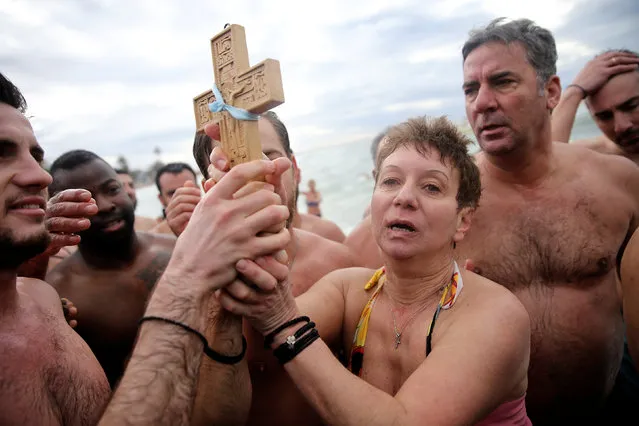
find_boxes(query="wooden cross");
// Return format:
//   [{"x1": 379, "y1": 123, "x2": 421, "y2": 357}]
[{"x1": 193, "y1": 24, "x2": 285, "y2": 168}]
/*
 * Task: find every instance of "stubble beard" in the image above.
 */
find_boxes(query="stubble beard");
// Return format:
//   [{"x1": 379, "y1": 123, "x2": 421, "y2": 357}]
[{"x1": 0, "y1": 226, "x2": 50, "y2": 270}]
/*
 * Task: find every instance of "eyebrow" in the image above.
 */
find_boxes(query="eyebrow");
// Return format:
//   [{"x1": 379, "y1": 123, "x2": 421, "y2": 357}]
[
  {"x1": 31, "y1": 145, "x2": 44, "y2": 162},
  {"x1": 263, "y1": 149, "x2": 284, "y2": 157},
  {"x1": 463, "y1": 71, "x2": 515, "y2": 90},
  {"x1": 618, "y1": 95, "x2": 639, "y2": 109},
  {"x1": 99, "y1": 178, "x2": 119, "y2": 190},
  {"x1": 382, "y1": 165, "x2": 450, "y2": 179}
]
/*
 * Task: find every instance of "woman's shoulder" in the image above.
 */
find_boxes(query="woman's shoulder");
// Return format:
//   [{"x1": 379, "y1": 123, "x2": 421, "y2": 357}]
[{"x1": 458, "y1": 269, "x2": 530, "y2": 328}]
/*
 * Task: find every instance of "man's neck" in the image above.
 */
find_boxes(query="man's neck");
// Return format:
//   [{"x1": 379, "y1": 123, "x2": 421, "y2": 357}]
[
  {"x1": 285, "y1": 226, "x2": 299, "y2": 270},
  {"x1": 482, "y1": 130, "x2": 555, "y2": 186},
  {"x1": 79, "y1": 233, "x2": 142, "y2": 269},
  {"x1": 0, "y1": 269, "x2": 20, "y2": 315}
]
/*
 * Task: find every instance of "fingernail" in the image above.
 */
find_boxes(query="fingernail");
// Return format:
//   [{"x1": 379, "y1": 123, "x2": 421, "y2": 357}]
[{"x1": 215, "y1": 159, "x2": 227, "y2": 169}]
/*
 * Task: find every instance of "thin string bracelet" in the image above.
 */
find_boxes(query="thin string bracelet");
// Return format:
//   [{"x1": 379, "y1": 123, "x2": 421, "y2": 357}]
[{"x1": 139, "y1": 316, "x2": 247, "y2": 365}]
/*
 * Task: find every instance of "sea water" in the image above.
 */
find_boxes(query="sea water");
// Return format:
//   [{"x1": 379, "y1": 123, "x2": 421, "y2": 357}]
[{"x1": 134, "y1": 117, "x2": 603, "y2": 235}]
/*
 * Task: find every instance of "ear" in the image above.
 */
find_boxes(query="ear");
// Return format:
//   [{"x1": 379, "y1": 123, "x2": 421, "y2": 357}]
[
  {"x1": 546, "y1": 75, "x2": 561, "y2": 111},
  {"x1": 453, "y1": 207, "x2": 474, "y2": 244},
  {"x1": 291, "y1": 154, "x2": 301, "y2": 184}
]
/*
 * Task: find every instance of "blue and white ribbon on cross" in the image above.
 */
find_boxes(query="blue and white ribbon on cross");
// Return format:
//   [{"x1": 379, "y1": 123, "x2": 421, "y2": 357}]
[{"x1": 208, "y1": 84, "x2": 259, "y2": 121}]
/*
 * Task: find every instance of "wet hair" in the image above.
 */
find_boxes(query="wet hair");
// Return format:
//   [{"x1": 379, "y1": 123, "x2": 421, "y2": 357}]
[
  {"x1": 261, "y1": 111, "x2": 293, "y2": 157},
  {"x1": 192, "y1": 111, "x2": 293, "y2": 179},
  {"x1": 462, "y1": 18, "x2": 557, "y2": 89},
  {"x1": 155, "y1": 162, "x2": 197, "y2": 193},
  {"x1": 193, "y1": 132, "x2": 213, "y2": 179},
  {"x1": 376, "y1": 116, "x2": 482, "y2": 210},
  {"x1": 370, "y1": 128, "x2": 390, "y2": 163},
  {"x1": 0, "y1": 72, "x2": 27, "y2": 112},
  {"x1": 49, "y1": 149, "x2": 106, "y2": 196}
]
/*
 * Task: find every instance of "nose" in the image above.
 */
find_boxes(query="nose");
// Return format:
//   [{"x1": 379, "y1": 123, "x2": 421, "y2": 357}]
[
  {"x1": 12, "y1": 156, "x2": 53, "y2": 192},
  {"x1": 613, "y1": 111, "x2": 633, "y2": 136},
  {"x1": 95, "y1": 193, "x2": 117, "y2": 213},
  {"x1": 473, "y1": 85, "x2": 498, "y2": 114},
  {"x1": 393, "y1": 182, "x2": 418, "y2": 209}
]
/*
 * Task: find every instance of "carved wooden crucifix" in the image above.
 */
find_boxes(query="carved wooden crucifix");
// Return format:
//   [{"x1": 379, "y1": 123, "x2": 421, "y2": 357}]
[{"x1": 193, "y1": 24, "x2": 285, "y2": 168}]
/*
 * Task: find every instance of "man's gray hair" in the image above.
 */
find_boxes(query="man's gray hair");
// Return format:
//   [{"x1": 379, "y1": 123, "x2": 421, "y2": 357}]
[{"x1": 462, "y1": 18, "x2": 557, "y2": 88}]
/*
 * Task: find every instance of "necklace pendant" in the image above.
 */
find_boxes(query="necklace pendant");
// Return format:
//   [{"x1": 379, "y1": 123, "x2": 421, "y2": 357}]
[{"x1": 394, "y1": 332, "x2": 401, "y2": 349}]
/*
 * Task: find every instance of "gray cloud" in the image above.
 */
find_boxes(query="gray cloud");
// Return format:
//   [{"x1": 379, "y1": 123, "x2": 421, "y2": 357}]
[{"x1": 0, "y1": 0, "x2": 637, "y2": 168}]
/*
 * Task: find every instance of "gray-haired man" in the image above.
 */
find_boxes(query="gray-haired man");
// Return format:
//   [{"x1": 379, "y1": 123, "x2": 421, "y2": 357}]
[{"x1": 455, "y1": 18, "x2": 639, "y2": 425}]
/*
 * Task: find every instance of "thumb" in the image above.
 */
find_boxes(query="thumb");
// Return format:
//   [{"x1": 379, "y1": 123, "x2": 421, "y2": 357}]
[{"x1": 204, "y1": 123, "x2": 221, "y2": 141}]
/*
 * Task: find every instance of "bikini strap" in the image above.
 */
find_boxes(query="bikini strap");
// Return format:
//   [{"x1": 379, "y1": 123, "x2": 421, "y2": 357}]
[{"x1": 426, "y1": 261, "x2": 464, "y2": 355}]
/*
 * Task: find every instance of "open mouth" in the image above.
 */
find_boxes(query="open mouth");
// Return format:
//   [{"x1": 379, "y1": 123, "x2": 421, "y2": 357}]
[
  {"x1": 388, "y1": 221, "x2": 416, "y2": 233},
  {"x1": 101, "y1": 219, "x2": 126, "y2": 232},
  {"x1": 8, "y1": 197, "x2": 47, "y2": 216}
]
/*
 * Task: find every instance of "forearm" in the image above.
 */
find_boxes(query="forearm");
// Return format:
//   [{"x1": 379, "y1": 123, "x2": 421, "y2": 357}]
[
  {"x1": 99, "y1": 282, "x2": 206, "y2": 426},
  {"x1": 192, "y1": 308, "x2": 250, "y2": 426},
  {"x1": 282, "y1": 337, "x2": 406, "y2": 426},
  {"x1": 551, "y1": 86, "x2": 585, "y2": 143}
]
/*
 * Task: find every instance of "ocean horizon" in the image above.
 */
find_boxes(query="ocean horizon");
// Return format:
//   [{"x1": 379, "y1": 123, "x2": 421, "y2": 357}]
[{"x1": 135, "y1": 116, "x2": 604, "y2": 235}]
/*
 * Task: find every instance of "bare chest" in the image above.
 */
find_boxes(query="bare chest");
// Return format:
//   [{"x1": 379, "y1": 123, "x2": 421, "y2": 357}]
[
  {"x1": 459, "y1": 185, "x2": 631, "y2": 290},
  {"x1": 0, "y1": 317, "x2": 106, "y2": 426}
]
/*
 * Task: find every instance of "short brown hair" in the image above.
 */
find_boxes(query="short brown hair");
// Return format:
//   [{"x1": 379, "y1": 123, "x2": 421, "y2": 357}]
[{"x1": 376, "y1": 116, "x2": 481, "y2": 209}]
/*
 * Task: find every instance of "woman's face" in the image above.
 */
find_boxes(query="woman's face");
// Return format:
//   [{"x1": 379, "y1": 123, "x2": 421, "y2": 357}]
[{"x1": 371, "y1": 145, "x2": 471, "y2": 260}]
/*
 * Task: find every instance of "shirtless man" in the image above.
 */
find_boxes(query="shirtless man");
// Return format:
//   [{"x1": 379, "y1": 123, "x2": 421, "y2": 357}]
[
  {"x1": 0, "y1": 72, "x2": 110, "y2": 425},
  {"x1": 150, "y1": 162, "x2": 198, "y2": 235},
  {"x1": 46, "y1": 150, "x2": 175, "y2": 387},
  {"x1": 185, "y1": 113, "x2": 358, "y2": 426},
  {"x1": 551, "y1": 50, "x2": 639, "y2": 164},
  {"x1": 115, "y1": 168, "x2": 157, "y2": 232},
  {"x1": 621, "y1": 228, "x2": 639, "y2": 368},
  {"x1": 343, "y1": 129, "x2": 388, "y2": 268},
  {"x1": 457, "y1": 18, "x2": 639, "y2": 425}
]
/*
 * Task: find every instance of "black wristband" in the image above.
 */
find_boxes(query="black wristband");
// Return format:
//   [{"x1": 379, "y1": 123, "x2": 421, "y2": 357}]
[
  {"x1": 566, "y1": 83, "x2": 588, "y2": 99},
  {"x1": 273, "y1": 328, "x2": 320, "y2": 364},
  {"x1": 264, "y1": 316, "x2": 310, "y2": 348},
  {"x1": 139, "y1": 316, "x2": 247, "y2": 365}
]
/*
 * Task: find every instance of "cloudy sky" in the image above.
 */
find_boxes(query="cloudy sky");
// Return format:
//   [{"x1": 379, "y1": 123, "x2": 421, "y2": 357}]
[{"x1": 1, "y1": 0, "x2": 638, "y2": 169}]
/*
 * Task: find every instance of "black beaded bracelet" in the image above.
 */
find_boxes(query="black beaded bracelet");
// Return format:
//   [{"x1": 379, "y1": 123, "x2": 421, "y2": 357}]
[
  {"x1": 273, "y1": 328, "x2": 320, "y2": 364},
  {"x1": 263, "y1": 316, "x2": 310, "y2": 348},
  {"x1": 566, "y1": 83, "x2": 588, "y2": 99},
  {"x1": 139, "y1": 316, "x2": 247, "y2": 365}
]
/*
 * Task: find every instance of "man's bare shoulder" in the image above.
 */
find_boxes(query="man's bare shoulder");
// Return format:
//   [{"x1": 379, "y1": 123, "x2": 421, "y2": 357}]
[
  {"x1": 17, "y1": 277, "x2": 65, "y2": 315},
  {"x1": 135, "y1": 215, "x2": 160, "y2": 232},
  {"x1": 300, "y1": 213, "x2": 346, "y2": 243},
  {"x1": 297, "y1": 229, "x2": 357, "y2": 268},
  {"x1": 138, "y1": 231, "x2": 176, "y2": 251},
  {"x1": 555, "y1": 141, "x2": 637, "y2": 177},
  {"x1": 45, "y1": 251, "x2": 83, "y2": 289},
  {"x1": 149, "y1": 220, "x2": 174, "y2": 236},
  {"x1": 567, "y1": 135, "x2": 618, "y2": 154}
]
